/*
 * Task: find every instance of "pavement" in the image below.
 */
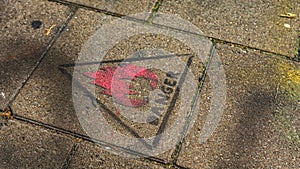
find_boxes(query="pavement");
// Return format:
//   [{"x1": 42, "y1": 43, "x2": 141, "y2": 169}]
[{"x1": 0, "y1": 0, "x2": 299, "y2": 168}]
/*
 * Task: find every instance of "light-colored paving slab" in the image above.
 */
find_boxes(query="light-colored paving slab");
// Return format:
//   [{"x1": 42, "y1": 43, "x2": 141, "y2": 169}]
[
  {"x1": 11, "y1": 8, "x2": 113, "y2": 134},
  {"x1": 175, "y1": 43, "x2": 300, "y2": 168},
  {"x1": 66, "y1": 141, "x2": 164, "y2": 169},
  {"x1": 3, "y1": 1, "x2": 299, "y2": 168},
  {"x1": 157, "y1": 0, "x2": 300, "y2": 58},
  {"x1": 0, "y1": 120, "x2": 74, "y2": 169},
  {"x1": 65, "y1": 0, "x2": 156, "y2": 16},
  {"x1": 12, "y1": 7, "x2": 212, "y2": 161},
  {"x1": 0, "y1": 0, "x2": 71, "y2": 110}
]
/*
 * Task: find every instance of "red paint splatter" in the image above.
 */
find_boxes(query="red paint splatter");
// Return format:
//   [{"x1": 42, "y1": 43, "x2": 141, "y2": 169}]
[
  {"x1": 116, "y1": 109, "x2": 121, "y2": 117},
  {"x1": 84, "y1": 64, "x2": 158, "y2": 107}
]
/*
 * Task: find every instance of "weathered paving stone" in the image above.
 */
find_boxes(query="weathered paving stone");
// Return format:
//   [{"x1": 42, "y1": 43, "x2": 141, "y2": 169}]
[
  {"x1": 2, "y1": 0, "x2": 299, "y2": 168},
  {"x1": 66, "y1": 141, "x2": 164, "y2": 169},
  {"x1": 11, "y1": 9, "x2": 113, "y2": 134},
  {"x1": 12, "y1": 7, "x2": 211, "y2": 160},
  {"x1": 0, "y1": 120, "x2": 74, "y2": 169},
  {"x1": 65, "y1": 0, "x2": 156, "y2": 16},
  {"x1": 0, "y1": 0, "x2": 71, "y2": 110},
  {"x1": 175, "y1": 43, "x2": 300, "y2": 168},
  {"x1": 157, "y1": 0, "x2": 300, "y2": 58}
]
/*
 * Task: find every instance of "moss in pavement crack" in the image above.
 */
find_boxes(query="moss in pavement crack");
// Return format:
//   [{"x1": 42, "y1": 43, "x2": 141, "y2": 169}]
[{"x1": 147, "y1": 0, "x2": 163, "y2": 24}]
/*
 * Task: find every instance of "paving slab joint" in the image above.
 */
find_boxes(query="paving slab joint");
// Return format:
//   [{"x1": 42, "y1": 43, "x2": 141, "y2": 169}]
[
  {"x1": 4, "y1": 7, "x2": 78, "y2": 110},
  {"x1": 147, "y1": 0, "x2": 163, "y2": 24},
  {"x1": 50, "y1": 0, "x2": 299, "y2": 63},
  {"x1": 210, "y1": 36, "x2": 300, "y2": 63},
  {"x1": 49, "y1": 0, "x2": 125, "y2": 18},
  {"x1": 170, "y1": 43, "x2": 216, "y2": 164},
  {"x1": 12, "y1": 113, "x2": 173, "y2": 166},
  {"x1": 60, "y1": 142, "x2": 81, "y2": 169}
]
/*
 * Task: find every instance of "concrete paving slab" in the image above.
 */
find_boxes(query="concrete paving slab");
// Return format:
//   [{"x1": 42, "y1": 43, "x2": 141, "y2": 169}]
[
  {"x1": 11, "y1": 8, "x2": 113, "y2": 134},
  {"x1": 0, "y1": 120, "x2": 74, "y2": 169},
  {"x1": 0, "y1": 0, "x2": 71, "y2": 110},
  {"x1": 175, "y1": 43, "x2": 300, "y2": 168},
  {"x1": 74, "y1": 33, "x2": 207, "y2": 159},
  {"x1": 64, "y1": 0, "x2": 156, "y2": 16},
  {"x1": 157, "y1": 0, "x2": 300, "y2": 58},
  {"x1": 11, "y1": 7, "x2": 212, "y2": 160},
  {"x1": 69, "y1": 11, "x2": 214, "y2": 160},
  {"x1": 3, "y1": 1, "x2": 298, "y2": 168},
  {"x1": 66, "y1": 141, "x2": 164, "y2": 169}
]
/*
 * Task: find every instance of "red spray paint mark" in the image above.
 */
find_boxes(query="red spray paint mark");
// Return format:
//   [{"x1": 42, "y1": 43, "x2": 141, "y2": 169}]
[
  {"x1": 116, "y1": 109, "x2": 121, "y2": 117},
  {"x1": 84, "y1": 64, "x2": 158, "y2": 107}
]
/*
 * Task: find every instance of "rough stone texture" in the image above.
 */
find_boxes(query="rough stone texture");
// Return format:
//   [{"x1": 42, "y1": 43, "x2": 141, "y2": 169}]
[
  {"x1": 175, "y1": 43, "x2": 300, "y2": 168},
  {"x1": 66, "y1": 141, "x2": 163, "y2": 169},
  {"x1": 10, "y1": 9, "x2": 114, "y2": 134},
  {"x1": 0, "y1": 120, "x2": 74, "y2": 169},
  {"x1": 66, "y1": 0, "x2": 156, "y2": 16},
  {"x1": 75, "y1": 33, "x2": 206, "y2": 154},
  {"x1": 1, "y1": 0, "x2": 299, "y2": 168},
  {"x1": 12, "y1": 7, "x2": 209, "y2": 160},
  {"x1": 157, "y1": 0, "x2": 300, "y2": 58},
  {"x1": 0, "y1": 0, "x2": 71, "y2": 110}
]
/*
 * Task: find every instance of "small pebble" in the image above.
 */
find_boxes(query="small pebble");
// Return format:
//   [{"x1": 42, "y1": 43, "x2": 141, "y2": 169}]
[
  {"x1": 0, "y1": 92, "x2": 5, "y2": 99},
  {"x1": 284, "y1": 23, "x2": 291, "y2": 28}
]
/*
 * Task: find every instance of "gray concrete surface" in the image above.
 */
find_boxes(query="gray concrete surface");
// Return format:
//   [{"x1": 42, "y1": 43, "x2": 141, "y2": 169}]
[
  {"x1": 0, "y1": 120, "x2": 74, "y2": 169},
  {"x1": 0, "y1": 0, "x2": 299, "y2": 168},
  {"x1": 0, "y1": 0, "x2": 71, "y2": 110},
  {"x1": 158, "y1": 0, "x2": 300, "y2": 58},
  {"x1": 65, "y1": 0, "x2": 156, "y2": 15},
  {"x1": 175, "y1": 44, "x2": 300, "y2": 168},
  {"x1": 11, "y1": 8, "x2": 111, "y2": 134},
  {"x1": 67, "y1": 141, "x2": 163, "y2": 169}
]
